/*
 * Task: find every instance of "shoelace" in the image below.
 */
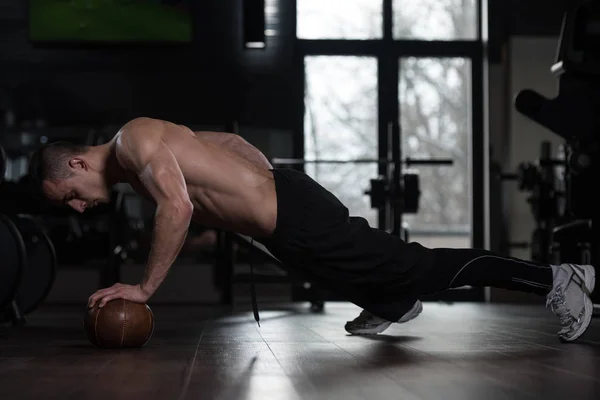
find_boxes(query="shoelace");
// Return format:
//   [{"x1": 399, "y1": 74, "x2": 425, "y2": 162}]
[
  {"x1": 250, "y1": 238, "x2": 260, "y2": 327},
  {"x1": 546, "y1": 288, "x2": 574, "y2": 326}
]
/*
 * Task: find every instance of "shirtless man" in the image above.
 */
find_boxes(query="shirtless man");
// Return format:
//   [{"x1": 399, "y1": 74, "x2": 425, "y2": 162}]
[{"x1": 28, "y1": 117, "x2": 596, "y2": 342}]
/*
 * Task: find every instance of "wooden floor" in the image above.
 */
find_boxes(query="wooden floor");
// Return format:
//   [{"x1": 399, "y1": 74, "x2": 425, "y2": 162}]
[{"x1": 2, "y1": 302, "x2": 600, "y2": 400}]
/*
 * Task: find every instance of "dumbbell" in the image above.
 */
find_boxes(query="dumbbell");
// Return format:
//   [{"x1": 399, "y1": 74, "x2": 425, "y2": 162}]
[{"x1": 0, "y1": 214, "x2": 57, "y2": 325}]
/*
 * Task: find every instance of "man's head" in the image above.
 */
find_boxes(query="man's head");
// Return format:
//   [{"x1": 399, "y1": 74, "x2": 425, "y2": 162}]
[{"x1": 29, "y1": 142, "x2": 112, "y2": 212}]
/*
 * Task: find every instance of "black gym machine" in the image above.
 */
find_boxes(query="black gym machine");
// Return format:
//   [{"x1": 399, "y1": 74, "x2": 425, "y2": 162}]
[
  {"x1": 502, "y1": 1, "x2": 600, "y2": 304},
  {"x1": 500, "y1": 140, "x2": 567, "y2": 263}
]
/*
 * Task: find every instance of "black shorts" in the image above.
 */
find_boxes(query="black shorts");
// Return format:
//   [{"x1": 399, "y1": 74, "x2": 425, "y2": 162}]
[{"x1": 257, "y1": 168, "x2": 435, "y2": 321}]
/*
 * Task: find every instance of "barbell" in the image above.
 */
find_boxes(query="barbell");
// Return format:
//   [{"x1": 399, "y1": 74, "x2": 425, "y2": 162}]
[
  {"x1": 271, "y1": 156, "x2": 454, "y2": 215},
  {"x1": 271, "y1": 157, "x2": 454, "y2": 166}
]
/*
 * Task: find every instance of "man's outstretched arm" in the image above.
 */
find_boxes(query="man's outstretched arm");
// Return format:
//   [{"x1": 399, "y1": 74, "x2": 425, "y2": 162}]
[
  {"x1": 135, "y1": 141, "x2": 193, "y2": 297},
  {"x1": 88, "y1": 120, "x2": 193, "y2": 308}
]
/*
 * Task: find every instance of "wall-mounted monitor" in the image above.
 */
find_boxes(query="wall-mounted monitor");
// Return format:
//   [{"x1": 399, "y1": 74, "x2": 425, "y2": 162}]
[{"x1": 29, "y1": 1, "x2": 193, "y2": 44}]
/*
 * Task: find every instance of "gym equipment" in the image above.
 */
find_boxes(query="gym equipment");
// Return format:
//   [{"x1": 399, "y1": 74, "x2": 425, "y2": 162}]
[
  {"x1": 271, "y1": 157, "x2": 453, "y2": 166},
  {"x1": 84, "y1": 299, "x2": 155, "y2": 349},
  {"x1": 515, "y1": 1, "x2": 600, "y2": 220},
  {"x1": 513, "y1": 1, "x2": 600, "y2": 303},
  {"x1": 364, "y1": 172, "x2": 422, "y2": 214},
  {"x1": 0, "y1": 214, "x2": 57, "y2": 325},
  {"x1": 0, "y1": 215, "x2": 56, "y2": 323},
  {"x1": 0, "y1": 214, "x2": 25, "y2": 317},
  {"x1": 550, "y1": 219, "x2": 593, "y2": 265},
  {"x1": 500, "y1": 141, "x2": 566, "y2": 263},
  {"x1": 401, "y1": 172, "x2": 421, "y2": 214}
]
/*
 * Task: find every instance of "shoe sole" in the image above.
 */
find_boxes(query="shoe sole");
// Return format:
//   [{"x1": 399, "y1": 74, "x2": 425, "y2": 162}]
[
  {"x1": 398, "y1": 300, "x2": 423, "y2": 323},
  {"x1": 560, "y1": 264, "x2": 595, "y2": 342},
  {"x1": 345, "y1": 300, "x2": 423, "y2": 335}
]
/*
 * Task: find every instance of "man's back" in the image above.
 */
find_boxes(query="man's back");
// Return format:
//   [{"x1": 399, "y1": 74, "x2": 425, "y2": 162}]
[{"x1": 116, "y1": 117, "x2": 277, "y2": 237}]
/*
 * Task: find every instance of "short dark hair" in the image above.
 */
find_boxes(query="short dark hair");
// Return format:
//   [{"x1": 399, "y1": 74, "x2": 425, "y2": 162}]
[{"x1": 28, "y1": 141, "x2": 89, "y2": 191}]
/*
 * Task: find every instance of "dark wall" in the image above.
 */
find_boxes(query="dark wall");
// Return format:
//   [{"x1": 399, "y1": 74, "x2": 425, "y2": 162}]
[
  {"x1": 488, "y1": 0, "x2": 577, "y2": 62},
  {"x1": 508, "y1": 0, "x2": 570, "y2": 36},
  {"x1": 0, "y1": 0, "x2": 297, "y2": 131}
]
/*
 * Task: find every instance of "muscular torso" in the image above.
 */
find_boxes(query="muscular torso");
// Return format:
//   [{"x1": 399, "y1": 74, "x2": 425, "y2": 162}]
[{"x1": 116, "y1": 122, "x2": 277, "y2": 238}]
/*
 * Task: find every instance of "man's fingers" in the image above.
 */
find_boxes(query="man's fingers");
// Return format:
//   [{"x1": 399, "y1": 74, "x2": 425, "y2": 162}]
[
  {"x1": 88, "y1": 292, "x2": 107, "y2": 307},
  {"x1": 98, "y1": 293, "x2": 121, "y2": 308},
  {"x1": 88, "y1": 288, "x2": 111, "y2": 302},
  {"x1": 89, "y1": 293, "x2": 103, "y2": 306},
  {"x1": 88, "y1": 284, "x2": 124, "y2": 303},
  {"x1": 88, "y1": 284, "x2": 131, "y2": 308},
  {"x1": 89, "y1": 288, "x2": 118, "y2": 308}
]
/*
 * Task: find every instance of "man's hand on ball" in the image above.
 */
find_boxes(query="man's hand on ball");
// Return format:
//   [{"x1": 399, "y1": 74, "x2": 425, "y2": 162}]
[{"x1": 88, "y1": 283, "x2": 151, "y2": 309}]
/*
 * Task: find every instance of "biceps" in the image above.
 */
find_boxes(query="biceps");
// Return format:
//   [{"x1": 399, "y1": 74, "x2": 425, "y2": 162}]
[{"x1": 137, "y1": 144, "x2": 191, "y2": 209}]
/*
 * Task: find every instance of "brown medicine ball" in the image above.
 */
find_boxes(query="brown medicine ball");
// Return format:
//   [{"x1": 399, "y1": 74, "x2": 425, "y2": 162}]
[{"x1": 84, "y1": 299, "x2": 154, "y2": 349}]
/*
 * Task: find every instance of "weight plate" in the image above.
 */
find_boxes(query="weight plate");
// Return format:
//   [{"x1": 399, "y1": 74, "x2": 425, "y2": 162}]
[
  {"x1": 0, "y1": 213, "x2": 25, "y2": 314},
  {"x1": 403, "y1": 173, "x2": 421, "y2": 214},
  {"x1": 12, "y1": 215, "x2": 57, "y2": 315}
]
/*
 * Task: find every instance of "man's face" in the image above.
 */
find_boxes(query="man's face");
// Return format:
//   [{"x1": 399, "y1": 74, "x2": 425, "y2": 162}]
[{"x1": 42, "y1": 169, "x2": 111, "y2": 213}]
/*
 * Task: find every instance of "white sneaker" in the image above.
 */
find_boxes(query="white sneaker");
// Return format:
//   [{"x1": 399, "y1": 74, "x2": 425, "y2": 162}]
[
  {"x1": 344, "y1": 300, "x2": 423, "y2": 335},
  {"x1": 546, "y1": 263, "x2": 596, "y2": 342}
]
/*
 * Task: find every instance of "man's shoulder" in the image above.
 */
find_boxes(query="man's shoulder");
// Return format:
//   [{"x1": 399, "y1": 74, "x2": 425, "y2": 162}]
[
  {"x1": 114, "y1": 118, "x2": 164, "y2": 170},
  {"x1": 119, "y1": 117, "x2": 163, "y2": 136},
  {"x1": 118, "y1": 118, "x2": 167, "y2": 147}
]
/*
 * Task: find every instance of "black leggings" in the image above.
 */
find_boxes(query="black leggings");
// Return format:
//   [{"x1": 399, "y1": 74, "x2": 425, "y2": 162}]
[{"x1": 423, "y1": 248, "x2": 553, "y2": 296}]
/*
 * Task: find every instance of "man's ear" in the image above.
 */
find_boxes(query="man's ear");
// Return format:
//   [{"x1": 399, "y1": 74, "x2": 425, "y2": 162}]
[{"x1": 69, "y1": 157, "x2": 87, "y2": 171}]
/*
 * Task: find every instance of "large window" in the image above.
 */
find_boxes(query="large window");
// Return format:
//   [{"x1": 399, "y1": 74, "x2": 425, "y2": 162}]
[
  {"x1": 393, "y1": 0, "x2": 478, "y2": 40},
  {"x1": 297, "y1": 0, "x2": 478, "y2": 41},
  {"x1": 304, "y1": 56, "x2": 379, "y2": 226},
  {"x1": 297, "y1": 0, "x2": 383, "y2": 40}
]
